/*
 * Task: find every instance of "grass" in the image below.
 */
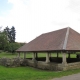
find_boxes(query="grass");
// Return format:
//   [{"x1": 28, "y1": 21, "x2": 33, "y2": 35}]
[
  {"x1": 0, "y1": 52, "x2": 80, "y2": 80},
  {"x1": 0, "y1": 65, "x2": 80, "y2": 80},
  {"x1": 0, "y1": 52, "x2": 77, "y2": 58}
]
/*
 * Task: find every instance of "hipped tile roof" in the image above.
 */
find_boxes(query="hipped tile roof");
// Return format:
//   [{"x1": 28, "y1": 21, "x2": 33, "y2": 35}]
[{"x1": 16, "y1": 27, "x2": 80, "y2": 52}]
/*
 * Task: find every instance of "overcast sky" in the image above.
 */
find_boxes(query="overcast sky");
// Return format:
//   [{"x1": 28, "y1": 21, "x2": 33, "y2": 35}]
[{"x1": 0, "y1": 0, "x2": 80, "y2": 43}]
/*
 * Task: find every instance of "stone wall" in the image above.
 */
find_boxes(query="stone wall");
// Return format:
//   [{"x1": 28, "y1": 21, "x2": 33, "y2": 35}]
[
  {"x1": 67, "y1": 62, "x2": 80, "y2": 70},
  {"x1": 0, "y1": 57, "x2": 24, "y2": 67},
  {"x1": 0, "y1": 58, "x2": 80, "y2": 71},
  {"x1": 27, "y1": 59, "x2": 63, "y2": 71},
  {"x1": 26, "y1": 59, "x2": 80, "y2": 71}
]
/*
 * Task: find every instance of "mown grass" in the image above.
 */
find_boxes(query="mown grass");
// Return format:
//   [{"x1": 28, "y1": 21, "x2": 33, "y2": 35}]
[
  {"x1": 0, "y1": 52, "x2": 77, "y2": 58},
  {"x1": 0, "y1": 52, "x2": 80, "y2": 80},
  {"x1": 0, "y1": 65, "x2": 80, "y2": 80}
]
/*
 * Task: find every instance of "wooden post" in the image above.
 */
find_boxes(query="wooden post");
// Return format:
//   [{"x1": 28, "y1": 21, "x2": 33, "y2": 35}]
[{"x1": 46, "y1": 53, "x2": 50, "y2": 63}]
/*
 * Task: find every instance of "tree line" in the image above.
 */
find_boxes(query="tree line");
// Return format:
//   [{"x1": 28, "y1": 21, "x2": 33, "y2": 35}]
[{"x1": 0, "y1": 26, "x2": 25, "y2": 53}]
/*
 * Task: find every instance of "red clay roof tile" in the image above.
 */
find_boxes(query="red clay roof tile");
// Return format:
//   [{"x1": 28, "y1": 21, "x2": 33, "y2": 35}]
[{"x1": 16, "y1": 27, "x2": 80, "y2": 52}]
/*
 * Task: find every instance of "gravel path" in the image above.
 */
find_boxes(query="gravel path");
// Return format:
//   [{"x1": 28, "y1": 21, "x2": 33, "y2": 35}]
[{"x1": 52, "y1": 73, "x2": 80, "y2": 80}]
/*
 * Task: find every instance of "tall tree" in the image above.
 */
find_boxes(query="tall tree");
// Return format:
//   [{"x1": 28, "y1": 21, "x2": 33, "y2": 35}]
[
  {"x1": 4, "y1": 26, "x2": 16, "y2": 43},
  {"x1": 0, "y1": 31, "x2": 8, "y2": 50},
  {"x1": 10, "y1": 26, "x2": 16, "y2": 43},
  {"x1": 4, "y1": 26, "x2": 10, "y2": 42}
]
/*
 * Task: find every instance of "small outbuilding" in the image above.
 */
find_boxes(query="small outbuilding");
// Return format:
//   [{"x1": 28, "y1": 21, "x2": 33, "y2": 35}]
[{"x1": 16, "y1": 27, "x2": 80, "y2": 71}]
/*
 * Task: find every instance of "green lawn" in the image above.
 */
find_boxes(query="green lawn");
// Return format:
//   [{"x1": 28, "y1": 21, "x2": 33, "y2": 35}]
[
  {"x1": 0, "y1": 52, "x2": 80, "y2": 80},
  {"x1": 0, "y1": 52, "x2": 77, "y2": 58},
  {"x1": 0, "y1": 65, "x2": 80, "y2": 80}
]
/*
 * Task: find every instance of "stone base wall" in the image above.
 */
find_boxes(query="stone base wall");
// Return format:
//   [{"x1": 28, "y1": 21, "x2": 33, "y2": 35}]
[
  {"x1": 0, "y1": 58, "x2": 80, "y2": 71},
  {"x1": 26, "y1": 59, "x2": 63, "y2": 71},
  {"x1": 67, "y1": 62, "x2": 80, "y2": 70},
  {"x1": 0, "y1": 58, "x2": 24, "y2": 67},
  {"x1": 37, "y1": 61, "x2": 63, "y2": 71},
  {"x1": 26, "y1": 59, "x2": 80, "y2": 71}
]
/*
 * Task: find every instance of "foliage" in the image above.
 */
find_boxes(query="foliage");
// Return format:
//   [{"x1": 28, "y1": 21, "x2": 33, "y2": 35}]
[
  {"x1": 0, "y1": 26, "x2": 25, "y2": 53},
  {"x1": 0, "y1": 31, "x2": 8, "y2": 50},
  {"x1": 19, "y1": 42, "x2": 25, "y2": 46},
  {"x1": 4, "y1": 26, "x2": 16, "y2": 43},
  {"x1": 3, "y1": 26, "x2": 20, "y2": 53},
  {"x1": 4, "y1": 26, "x2": 10, "y2": 42},
  {"x1": 4, "y1": 43, "x2": 21, "y2": 53},
  {"x1": 10, "y1": 26, "x2": 16, "y2": 42}
]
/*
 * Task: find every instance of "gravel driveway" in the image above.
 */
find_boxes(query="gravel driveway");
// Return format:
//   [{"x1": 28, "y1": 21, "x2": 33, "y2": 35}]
[{"x1": 52, "y1": 73, "x2": 80, "y2": 80}]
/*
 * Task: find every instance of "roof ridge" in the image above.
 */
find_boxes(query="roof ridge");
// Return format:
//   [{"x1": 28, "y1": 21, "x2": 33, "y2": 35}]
[{"x1": 63, "y1": 27, "x2": 70, "y2": 50}]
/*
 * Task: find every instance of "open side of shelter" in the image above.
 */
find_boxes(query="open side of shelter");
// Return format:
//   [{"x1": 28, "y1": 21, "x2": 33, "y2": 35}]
[{"x1": 16, "y1": 27, "x2": 80, "y2": 71}]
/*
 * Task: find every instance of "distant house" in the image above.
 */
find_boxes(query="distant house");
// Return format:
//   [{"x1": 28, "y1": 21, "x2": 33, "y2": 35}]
[{"x1": 16, "y1": 27, "x2": 80, "y2": 71}]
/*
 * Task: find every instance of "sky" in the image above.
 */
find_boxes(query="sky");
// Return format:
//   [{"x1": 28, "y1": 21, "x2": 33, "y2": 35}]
[{"x1": 0, "y1": 0, "x2": 80, "y2": 43}]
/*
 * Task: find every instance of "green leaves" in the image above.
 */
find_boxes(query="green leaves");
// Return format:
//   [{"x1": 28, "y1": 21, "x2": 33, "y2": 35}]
[
  {"x1": 0, "y1": 31, "x2": 8, "y2": 50},
  {"x1": 0, "y1": 26, "x2": 24, "y2": 53},
  {"x1": 7, "y1": 43, "x2": 21, "y2": 53},
  {"x1": 4, "y1": 26, "x2": 16, "y2": 43}
]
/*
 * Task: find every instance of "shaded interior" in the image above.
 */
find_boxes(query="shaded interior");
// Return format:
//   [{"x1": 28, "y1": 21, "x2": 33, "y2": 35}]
[{"x1": 27, "y1": 57, "x2": 80, "y2": 63}]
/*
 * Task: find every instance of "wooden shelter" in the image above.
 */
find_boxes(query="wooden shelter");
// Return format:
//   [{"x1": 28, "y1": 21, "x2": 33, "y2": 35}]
[{"x1": 16, "y1": 27, "x2": 80, "y2": 71}]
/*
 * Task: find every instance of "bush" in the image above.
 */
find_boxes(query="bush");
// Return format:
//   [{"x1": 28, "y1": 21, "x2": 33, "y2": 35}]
[{"x1": 4, "y1": 43, "x2": 21, "y2": 53}]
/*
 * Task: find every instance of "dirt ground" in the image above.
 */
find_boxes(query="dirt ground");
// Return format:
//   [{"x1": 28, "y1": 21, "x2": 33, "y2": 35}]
[{"x1": 52, "y1": 73, "x2": 80, "y2": 80}]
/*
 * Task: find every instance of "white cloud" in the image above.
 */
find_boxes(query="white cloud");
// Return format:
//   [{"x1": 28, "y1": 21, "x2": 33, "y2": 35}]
[
  {"x1": 68, "y1": 0, "x2": 80, "y2": 15},
  {"x1": 6, "y1": 0, "x2": 31, "y2": 42},
  {"x1": 0, "y1": 0, "x2": 80, "y2": 42}
]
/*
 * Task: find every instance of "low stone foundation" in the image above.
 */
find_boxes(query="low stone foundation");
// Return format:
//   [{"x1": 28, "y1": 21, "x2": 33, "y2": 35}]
[
  {"x1": 67, "y1": 62, "x2": 80, "y2": 70},
  {"x1": 26, "y1": 59, "x2": 63, "y2": 71},
  {"x1": 26, "y1": 59, "x2": 80, "y2": 71},
  {"x1": 0, "y1": 58, "x2": 80, "y2": 71},
  {"x1": 0, "y1": 57, "x2": 24, "y2": 67}
]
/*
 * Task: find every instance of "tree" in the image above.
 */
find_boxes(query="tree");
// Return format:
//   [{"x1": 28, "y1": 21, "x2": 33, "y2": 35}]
[
  {"x1": 4, "y1": 26, "x2": 16, "y2": 43},
  {"x1": 0, "y1": 26, "x2": 19, "y2": 53},
  {"x1": 6, "y1": 43, "x2": 21, "y2": 53},
  {"x1": 4, "y1": 26, "x2": 10, "y2": 42},
  {"x1": 0, "y1": 31, "x2": 8, "y2": 50},
  {"x1": 10, "y1": 26, "x2": 16, "y2": 43}
]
